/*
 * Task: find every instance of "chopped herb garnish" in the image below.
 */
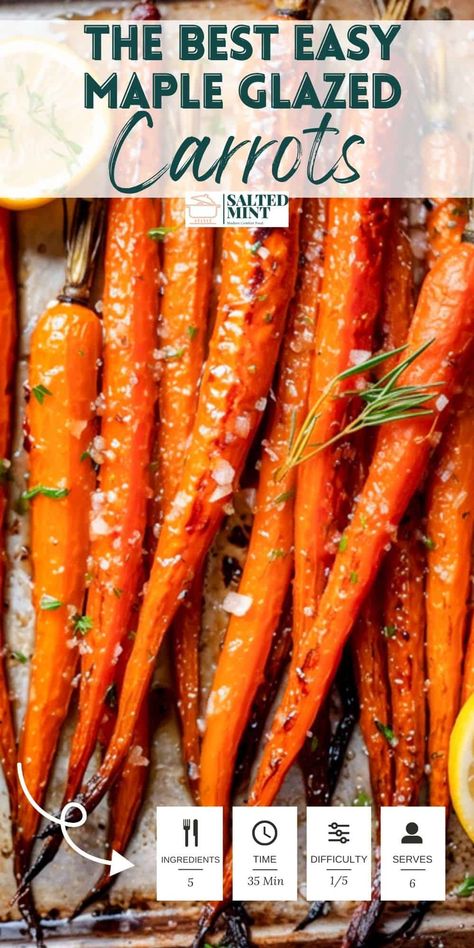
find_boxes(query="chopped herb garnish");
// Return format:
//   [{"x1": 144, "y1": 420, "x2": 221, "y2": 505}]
[
  {"x1": 80, "y1": 449, "x2": 91, "y2": 463},
  {"x1": 73, "y1": 614, "x2": 93, "y2": 636},
  {"x1": 273, "y1": 489, "x2": 294, "y2": 506},
  {"x1": 339, "y1": 534, "x2": 348, "y2": 552},
  {"x1": 113, "y1": 586, "x2": 123, "y2": 599},
  {"x1": 187, "y1": 325, "x2": 198, "y2": 340},
  {"x1": 263, "y1": 313, "x2": 273, "y2": 324},
  {"x1": 257, "y1": 294, "x2": 268, "y2": 302},
  {"x1": 382, "y1": 624, "x2": 397, "y2": 639},
  {"x1": 12, "y1": 650, "x2": 28, "y2": 664},
  {"x1": 354, "y1": 789, "x2": 371, "y2": 807},
  {"x1": 310, "y1": 735, "x2": 319, "y2": 753},
  {"x1": 421, "y1": 534, "x2": 436, "y2": 551},
  {"x1": 456, "y1": 876, "x2": 474, "y2": 897},
  {"x1": 278, "y1": 340, "x2": 440, "y2": 480},
  {"x1": 148, "y1": 226, "x2": 176, "y2": 241},
  {"x1": 250, "y1": 240, "x2": 262, "y2": 255},
  {"x1": 32, "y1": 383, "x2": 52, "y2": 405},
  {"x1": 268, "y1": 548, "x2": 286, "y2": 561},
  {"x1": 23, "y1": 484, "x2": 69, "y2": 503},
  {"x1": 375, "y1": 719, "x2": 398, "y2": 747},
  {"x1": 40, "y1": 594, "x2": 62, "y2": 611},
  {"x1": 350, "y1": 571, "x2": 359, "y2": 584}
]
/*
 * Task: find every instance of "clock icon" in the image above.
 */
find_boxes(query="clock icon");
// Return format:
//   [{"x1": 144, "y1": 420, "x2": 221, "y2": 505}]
[{"x1": 252, "y1": 819, "x2": 278, "y2": 846}]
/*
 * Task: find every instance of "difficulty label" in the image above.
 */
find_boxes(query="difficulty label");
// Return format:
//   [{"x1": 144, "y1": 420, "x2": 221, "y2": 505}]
[
  {"x1": 156, "y1": 806, "x2": 223, "y2": 901},
  {"x1": 232, "y1": 806, "x2": 298, "y2": 901},
  {"x1": 380, "y1": 806, "x2": 446, "y2": 901},
  {"x1": 306, "y1": 806, "x2": 372, "y2": 901}
]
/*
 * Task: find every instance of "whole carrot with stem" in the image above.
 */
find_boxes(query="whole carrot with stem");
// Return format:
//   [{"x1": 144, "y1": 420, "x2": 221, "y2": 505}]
[
  {"x1": 200, "y1": 198, "x2": 324, "y2": 819},
  {"x1": 25, "y1": 197, "x2": 159, "y2": 885},
  {"x1": 156, "y1": 197, "x2": 213, "y2": 798},
  {"x1": 0, "y1": 208, "x2": 18, "y2": 818},
  {"x1": 15, "y1": 199, "x2": 103, "y2": 931},
  {"x1": 48, "y1": 208, "x2": 301, "y2": 828},
  {"x1": 426, "y1": 379, "x2": 474, "y2": 808}
]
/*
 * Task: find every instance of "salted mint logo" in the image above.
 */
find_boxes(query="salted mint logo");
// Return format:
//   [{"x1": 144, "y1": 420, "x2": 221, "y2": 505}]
[{"x1": 185, "y1": 192, "x2": 289, "y2": 228}]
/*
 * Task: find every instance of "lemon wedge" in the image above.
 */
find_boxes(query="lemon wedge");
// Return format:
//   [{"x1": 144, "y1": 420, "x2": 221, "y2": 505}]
[
  {"x1": 448, "y1": 692, "x2": 474, "y2": 841},
  {"x1": 0, "y1": 37, "x2": 109, "y2": 210}
]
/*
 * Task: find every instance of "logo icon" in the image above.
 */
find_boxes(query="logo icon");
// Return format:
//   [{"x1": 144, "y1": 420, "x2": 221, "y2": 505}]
[
  {"x1": 185, "y1": 193, "x2": 220, "y2": 226},
  {"x1": 252, "y1": 819, "x2": 278, "y2": 846}
]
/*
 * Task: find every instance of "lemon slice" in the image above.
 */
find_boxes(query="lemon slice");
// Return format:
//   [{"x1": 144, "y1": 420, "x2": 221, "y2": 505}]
[
  {"x1": 0, "y1": 37, "x2": 110, "y2": 210},
  {"x1": 448, "y1": 692, "x2": 474, "y2": 841}
]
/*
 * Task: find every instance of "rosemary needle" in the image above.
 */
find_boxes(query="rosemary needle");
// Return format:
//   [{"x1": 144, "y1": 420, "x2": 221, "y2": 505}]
[{"x1": 277, "y1": 340, "x2": 440, "y2": 480}]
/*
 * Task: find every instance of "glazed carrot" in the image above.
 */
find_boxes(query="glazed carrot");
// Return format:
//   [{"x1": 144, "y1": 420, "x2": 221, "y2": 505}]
[
  {"x1": 426, "y1": 380, "x2": 474, "y2": 808},
  {"x1": 16, "y1": 201, "x2": 103, "y2": 892},
  {"x1": 22, "y1": 199, "x2": 159, "y2": 889},
  {"x1": 384, "y1": 502, "x2": 426, "y2": 806},
  {"x1": 292, "y1": 198, "x2": 388, "y2": 660},
  {"x1": 76, "y1": 207, "x2": 301, "y2": 817},
  {"x1": 200, "y1": 199, "x2": 324, "y2": 817},
  {"x1": 352, "y1": 203, "x2": 414, "y2": 809},
  {"x1": 426, "y1": 199, "x2": 468, "y2": 269},
  {"x1": 248, "y1": 242, "x2": 474, "y2": 810},
  {"x1": 378, "y1": 202, "x2": 413, "y2": 367},
  {"x1": 63, "y1": 197, "x2": 158, "y2": 805},
  {"x1": 0, "y1": 209, "x2": 17, "y2": 817},
  {"x1": 157, "y1": 198, "x2": 213, "y2": 797},
  {"x1": 352, "y1": 593, "x2": 393, "y2": 807},
  {"x1": 234, "y1": 609, "x2": 292, "y2": 793}
]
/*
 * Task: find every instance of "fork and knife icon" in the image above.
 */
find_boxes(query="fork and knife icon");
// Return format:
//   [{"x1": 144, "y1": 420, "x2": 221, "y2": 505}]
[{"x1": 183, "y1": 818, "x2": 199, "y2": 847}]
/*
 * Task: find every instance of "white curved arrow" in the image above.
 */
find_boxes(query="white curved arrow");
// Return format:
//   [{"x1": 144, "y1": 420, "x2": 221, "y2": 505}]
[{"x1": 17, "y1": 762, "x2": 134, "y2": 876}]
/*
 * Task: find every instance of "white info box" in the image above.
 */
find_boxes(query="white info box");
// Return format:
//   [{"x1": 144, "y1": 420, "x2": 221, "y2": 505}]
[{"x1": 156, "y1": 806, "x2": 223, "y2": 901}]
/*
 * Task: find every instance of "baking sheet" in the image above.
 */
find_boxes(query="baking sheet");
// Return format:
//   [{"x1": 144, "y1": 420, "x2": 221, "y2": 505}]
[{"x1": 0, "y1": 1, "x2": 473, "y2": 945}]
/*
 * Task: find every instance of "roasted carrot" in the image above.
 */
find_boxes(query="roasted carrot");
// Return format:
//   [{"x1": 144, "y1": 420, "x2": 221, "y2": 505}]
[
  {"x1": 384, "y1": 501, "x2": 426, "y2": 806},
  {"x1": 66, "y1": 197, "x2": 158, "y2": 801},
  {"x1": 292, "y1": 199, "x2": 388, "y2": 661},
  {"x1": 15, "y1": 201, "x2": 103, "y2": 914},
  {"x1": 0, "y1": 209, "x2": 17, "y2": 818},
  {"x1": 199, "y1": 198, "x2": 324, "y2": 818},
  {"x1": 352, "y1": 592, "x2": 394, "y2": 808},
  {"x1": 157, "y1": 198, "x2": 213, "y2": 797},
  {"x1": 426, "y1": 199, "x2": 468, "y2": 270},
  {"x1": 352, "y1": 203, "x2": 414, "y2": 810},
  {"x1": 23, "y1": 198, "x2": 159, "y2": 886},
  {"x1": 75, "y1": 208, "x2": 301, "y2": 818},
  {"x1": 426, "y1": 379, "x2": 474, "y2": 808},
  {"x1": 248, "y1": 241, "x2": 474, "y2": 811}
]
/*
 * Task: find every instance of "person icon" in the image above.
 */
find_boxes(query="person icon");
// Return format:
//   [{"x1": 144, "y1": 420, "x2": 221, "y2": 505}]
[{"x1": 401, "y1": 822, "x2": 423, "y2": 845}]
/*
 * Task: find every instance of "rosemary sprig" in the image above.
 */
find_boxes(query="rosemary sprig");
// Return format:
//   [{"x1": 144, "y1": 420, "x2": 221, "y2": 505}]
[{"x1": 277, "y1": 340, "x2": 440, "y2": 480}]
